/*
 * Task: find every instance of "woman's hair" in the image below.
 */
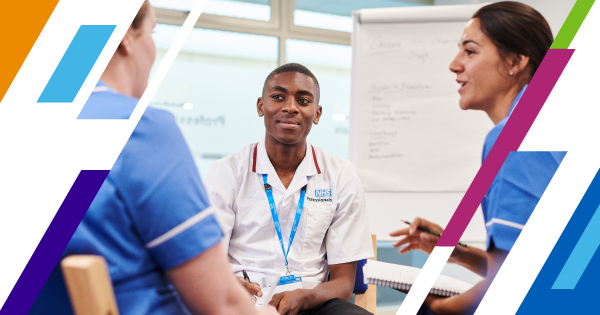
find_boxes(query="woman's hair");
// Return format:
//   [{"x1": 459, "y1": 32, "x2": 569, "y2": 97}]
[
  {"x1": 132, "y1": 0, "x2": 151, "y2": 29},
  {"x1": 473, "y1": 1, "x2": 553, "y2": 79}
]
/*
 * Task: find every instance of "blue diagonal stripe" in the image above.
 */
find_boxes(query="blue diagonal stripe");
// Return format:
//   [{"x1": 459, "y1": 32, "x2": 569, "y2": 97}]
[
  {"x1": 38, "y1": 25, "x2": 115, "y2": 103},
  {"x1": 552, "y1": 202, "x2": 600, "y2": 289}
]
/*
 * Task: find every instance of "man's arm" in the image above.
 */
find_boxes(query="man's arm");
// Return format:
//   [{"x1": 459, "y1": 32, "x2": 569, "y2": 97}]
[
  {"x1": 391, "y1": 217, "x2": 488, "y2": 277},
  {"x1": 168, "y1": 242, "x2": 278, "y2": 315},
  {"x1": 269, "y1": 261, "x2": 357, "y2": 315},
  {"x1": 422, "y1": 246, "x2": 508, "y2": 315}
]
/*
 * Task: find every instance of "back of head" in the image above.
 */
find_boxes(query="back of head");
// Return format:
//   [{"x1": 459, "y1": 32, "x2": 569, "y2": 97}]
[
  {"x1": 263, "y1": 63, "x2": 320, "y2": 96},
  {"x1": 473, "y1": 1, "x2": 553, "y2": 79}
]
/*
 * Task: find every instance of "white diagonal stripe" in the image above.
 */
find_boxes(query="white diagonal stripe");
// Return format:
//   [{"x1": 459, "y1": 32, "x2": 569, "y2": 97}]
[
  {"x1": 485, "y1": 218, "x2": 525, "y2": 230},
  {"x1": 146, "y1": 206, "x2": 215, "y2": 249}
]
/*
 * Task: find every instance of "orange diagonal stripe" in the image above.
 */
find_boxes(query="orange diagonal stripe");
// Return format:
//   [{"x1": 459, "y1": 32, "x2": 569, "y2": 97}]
[{"x1": 0, "y1": 0, "x2": 60, "y2": 103}]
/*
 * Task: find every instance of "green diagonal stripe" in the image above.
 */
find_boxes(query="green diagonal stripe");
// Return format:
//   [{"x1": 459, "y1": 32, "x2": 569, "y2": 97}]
[{"x1": 551, "y1": 0, "x2": 595, "y2": 49}]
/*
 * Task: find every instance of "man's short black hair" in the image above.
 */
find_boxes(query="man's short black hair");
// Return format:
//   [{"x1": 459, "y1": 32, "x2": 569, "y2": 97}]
[{"x1": 263, "y1": 63, "x2": 320, "y2": 95}]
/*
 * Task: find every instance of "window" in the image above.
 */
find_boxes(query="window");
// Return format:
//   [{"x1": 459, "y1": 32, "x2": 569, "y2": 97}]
[
  {"x1": 151, "y1": 0, "x2": 272, "y2": 21},
  {"x1": 293, "y1": 0, "x2": 431, "y2": 32},
  {"x1": 286, "y1": 39, "x2": 351, "y2": 158},
  {"x1": 151, "y1": 24, "x2": 278, "y2": 175},
  {"x1": 150, "y1": 0, "x2": 457, "y2": 309}
]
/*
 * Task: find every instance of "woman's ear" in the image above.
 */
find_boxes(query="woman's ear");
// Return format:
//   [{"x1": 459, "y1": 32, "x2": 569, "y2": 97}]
[
  {"x1": 257, "y1": 97, "x2": 264, "y2": 117},
  {"x1": 509, "y1": 54, "x2": 530, "y2": 77},
  {"x1": 118, "y1": 29, "x2": 134, "y2": 55}
]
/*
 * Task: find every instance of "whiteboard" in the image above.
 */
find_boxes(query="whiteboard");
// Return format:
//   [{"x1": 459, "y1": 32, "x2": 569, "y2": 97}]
[{"x1": 350, "y1": 4, "x2": 493, "y2": 192}]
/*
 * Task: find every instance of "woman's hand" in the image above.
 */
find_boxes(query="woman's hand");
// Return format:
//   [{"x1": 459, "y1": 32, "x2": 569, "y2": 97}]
[
  {"x1": 236, "y1": 276, "x2": 263, "y2": 298},
  {"x1": 257, "y1": 306, "x2": 280, "y2": 315},
  {"x1": 390, "y1": 217, "x2": 444, "y2": 256}
]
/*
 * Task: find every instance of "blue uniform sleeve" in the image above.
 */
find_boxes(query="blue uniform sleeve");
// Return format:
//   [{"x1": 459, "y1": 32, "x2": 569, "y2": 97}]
[
  {"x1": 482, "y1": 151, "x2": 566, "y2": 251},
  {"x1": 109, "y1": 107, "x2": 223, "y2": 270}
]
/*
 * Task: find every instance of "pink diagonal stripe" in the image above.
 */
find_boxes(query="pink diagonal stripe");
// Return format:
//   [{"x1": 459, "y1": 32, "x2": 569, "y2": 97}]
[{"x1": 437, "y1": 49, "x2": 575, "y2": 247}]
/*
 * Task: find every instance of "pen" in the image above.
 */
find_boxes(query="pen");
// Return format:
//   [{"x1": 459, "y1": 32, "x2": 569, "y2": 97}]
[
  {"x1": 401, "y1": 219, "x2": 468, "y2": 248},
  {"x1": 242, "y1": 270, "x2": 258, "y2": 303}
]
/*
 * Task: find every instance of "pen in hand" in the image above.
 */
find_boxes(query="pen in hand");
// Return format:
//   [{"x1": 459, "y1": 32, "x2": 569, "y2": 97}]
[
  {"x1": 401, "y1": 219, "x2": 468, "y2": 248},
  {"x1": 242, "y1": 270, "x2": 258, "y2": 303}
]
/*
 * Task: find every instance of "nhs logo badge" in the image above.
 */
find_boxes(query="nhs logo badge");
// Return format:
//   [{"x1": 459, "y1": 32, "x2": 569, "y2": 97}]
[{"x1": 315, "y1": 189, "x2": 331, "y2": 197}]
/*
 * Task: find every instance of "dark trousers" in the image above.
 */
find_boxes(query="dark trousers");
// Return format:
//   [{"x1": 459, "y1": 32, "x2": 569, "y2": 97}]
[{"x1": 298, "y1": 298, "x2": 373, "y2": 315}]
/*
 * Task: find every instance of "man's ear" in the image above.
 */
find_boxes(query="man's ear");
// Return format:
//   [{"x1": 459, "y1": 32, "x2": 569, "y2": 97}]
[
  {"x1": 509, "y1": 54, "x2": 530, "y2": 77},
  {"x1": 257, "y1": 97, "x2": 264, "y2": 117},
  {"x1": 313, "y1": 105, "x2": 322, "y2": 125}
]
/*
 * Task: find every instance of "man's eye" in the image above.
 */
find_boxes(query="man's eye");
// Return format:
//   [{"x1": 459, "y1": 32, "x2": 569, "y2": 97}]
[
  {"x1": 272, "y1": 95, "x2": 283, "y2": 100},
  {"x1": 299, "y1": 98, "x2": 310, "y2": 104}
]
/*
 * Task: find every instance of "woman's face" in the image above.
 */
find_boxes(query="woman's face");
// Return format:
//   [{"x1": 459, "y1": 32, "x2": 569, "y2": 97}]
[
  {"x1": 449, "y1": 18, "x2": 512, "y2": 111},
  {"x1": 130, "y1": 5, "x2": 156, "y2": 98}
]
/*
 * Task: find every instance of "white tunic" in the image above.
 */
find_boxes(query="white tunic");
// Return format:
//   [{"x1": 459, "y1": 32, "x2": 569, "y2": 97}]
[{"x1": 205, "y1": 139, "x2": 374, "y2": 289}]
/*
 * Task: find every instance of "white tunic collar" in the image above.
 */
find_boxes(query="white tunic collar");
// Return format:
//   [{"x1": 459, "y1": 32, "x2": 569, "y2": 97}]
[{"x1": 252, "y1": 138, "x2": 322, "y2": 195}]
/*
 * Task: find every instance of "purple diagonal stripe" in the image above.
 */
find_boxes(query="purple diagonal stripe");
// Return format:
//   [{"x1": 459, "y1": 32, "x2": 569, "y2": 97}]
[
  {"x1": 0, "y1": 170, "x2": 109, "y2": 315},
  {"x1": 438, "y1": 49, "x2": 574, "y2": 247}
]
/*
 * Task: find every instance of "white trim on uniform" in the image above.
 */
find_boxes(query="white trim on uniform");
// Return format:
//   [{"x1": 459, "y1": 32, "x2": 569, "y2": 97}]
[
  {"x1": 146, "y1": 206, "x2": 215, "y2": 249},
  {"x1": 91, "y1": 85, "x2": 113, "y2": 93},
  {"x1": 485, "y1": 218, "x2": 525, "y2": 230}
]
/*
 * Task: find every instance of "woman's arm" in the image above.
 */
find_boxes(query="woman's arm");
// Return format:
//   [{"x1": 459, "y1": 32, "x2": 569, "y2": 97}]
[
  {"x1": 167, "y1": 242, "x2": 278, "y2": 315},
  {"x1": 423, "y1": 247, "x2": 509, "y2": 315},
  {"x1": 390, "y1": 217, "x2": 488, "y2": 277}
]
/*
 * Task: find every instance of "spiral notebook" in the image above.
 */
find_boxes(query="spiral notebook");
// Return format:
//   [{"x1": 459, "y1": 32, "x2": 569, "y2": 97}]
[{"x1": 363, "y1": 260, "x2": 473, "y2": 297}]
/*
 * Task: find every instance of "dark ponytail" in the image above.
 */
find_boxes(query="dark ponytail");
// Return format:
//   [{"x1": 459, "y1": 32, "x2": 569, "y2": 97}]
[{"x1": 473, "y1": 1, "x2": 553, "y2": 79}]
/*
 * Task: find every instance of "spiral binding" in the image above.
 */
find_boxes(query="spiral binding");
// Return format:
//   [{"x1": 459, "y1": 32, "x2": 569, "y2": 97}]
[{"x1": 365, "y1": 277, "x2": 459, "y2": 297}]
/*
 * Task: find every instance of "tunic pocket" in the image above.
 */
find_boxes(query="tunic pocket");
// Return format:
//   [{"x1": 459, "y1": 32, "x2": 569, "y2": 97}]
[{"x1": 302, "y1": 203, "x2": 333, "y2": 256}]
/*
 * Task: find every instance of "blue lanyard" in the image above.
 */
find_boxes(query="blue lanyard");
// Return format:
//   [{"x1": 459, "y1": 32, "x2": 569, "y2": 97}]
[{"x1": 262, "y1": 174, "x2": 306, "y2": 275}]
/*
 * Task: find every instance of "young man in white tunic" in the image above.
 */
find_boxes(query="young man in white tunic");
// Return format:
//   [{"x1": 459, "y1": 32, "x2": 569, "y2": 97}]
[{"x1": 206, "y1": 63, "x2": 374, "y2": 315}]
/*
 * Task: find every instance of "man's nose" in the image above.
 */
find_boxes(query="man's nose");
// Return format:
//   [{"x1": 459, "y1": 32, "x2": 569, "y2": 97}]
[{"x1": 282, "y1": 98, "x2": 300, "y2": 113}]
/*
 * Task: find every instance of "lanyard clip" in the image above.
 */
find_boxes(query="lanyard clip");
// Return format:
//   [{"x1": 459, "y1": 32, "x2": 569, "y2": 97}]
[
  {"x1": 264, "y1": 183, "x2": 272, "y2": 191},
  {"x1": 286, "y1": 266, "x2": 292, "y2": 276}
]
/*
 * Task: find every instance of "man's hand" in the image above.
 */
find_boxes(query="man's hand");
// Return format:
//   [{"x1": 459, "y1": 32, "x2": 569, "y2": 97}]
[
  {"x1": 269, "y1": 289, "x2": 308, "y2": 315},
  {"x1": 236, "y1": 276, "x2": 263, "y2": 298}
]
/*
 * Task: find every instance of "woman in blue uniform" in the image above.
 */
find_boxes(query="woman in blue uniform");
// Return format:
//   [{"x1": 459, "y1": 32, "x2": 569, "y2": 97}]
[
  {"x1": 390, "y1": 2, "x2": 565, "y2": 314},
  {"x1": 30, "y1": 2, "x2": 277, "y2": 315}
]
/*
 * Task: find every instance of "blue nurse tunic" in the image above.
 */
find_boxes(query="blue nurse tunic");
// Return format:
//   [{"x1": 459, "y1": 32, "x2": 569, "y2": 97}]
[{"x1": 30, "y1": 81, "x2": 223, "y2": 314}]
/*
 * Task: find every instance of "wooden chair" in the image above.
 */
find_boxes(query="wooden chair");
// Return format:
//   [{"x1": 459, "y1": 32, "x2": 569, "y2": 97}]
[
  {"x1": 61, "y1": 240, "x2": 378, "y2": 315},
  {"x1": 61, "y1": 255, "x2": 120, "y2": 315},
  {"x1": 355, "y1": 234, "x2": 377, "y2": 314}
]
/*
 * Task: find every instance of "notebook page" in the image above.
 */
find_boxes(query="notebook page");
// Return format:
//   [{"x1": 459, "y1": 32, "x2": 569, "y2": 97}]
[{"x1": 364, "y1": 261, "x2": 473, "y2": 296}]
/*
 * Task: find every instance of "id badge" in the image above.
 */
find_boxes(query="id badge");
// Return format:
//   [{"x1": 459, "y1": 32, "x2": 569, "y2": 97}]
[{"x1": 274, "y1": 275, "x2": 302, "y2": 293}]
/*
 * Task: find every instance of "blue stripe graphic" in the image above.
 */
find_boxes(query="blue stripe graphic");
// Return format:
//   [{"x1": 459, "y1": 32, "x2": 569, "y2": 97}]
[
  {"x1": 38, "y1": 25, "x2": 115, "y2": 103},
  {"x1": 552, "y1": 203, "x2": 600, "y2": 289}
]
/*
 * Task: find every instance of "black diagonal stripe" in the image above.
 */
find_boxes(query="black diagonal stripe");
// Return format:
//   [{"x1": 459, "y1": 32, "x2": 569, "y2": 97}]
[
  {"x1": 398, "y1": 247, "x2": 454, "y2": 315},
  {"x1": 130, "y1": 0, "x2": 207, "y2": 124}
]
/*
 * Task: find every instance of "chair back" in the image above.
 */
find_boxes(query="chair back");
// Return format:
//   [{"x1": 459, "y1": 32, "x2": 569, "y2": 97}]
[
  {"x1": 61, "y1": 255, "x2": 120, "y2": 315},
  {"x1": 354, "y1": 235, "x2": 377, "y2": 314}
]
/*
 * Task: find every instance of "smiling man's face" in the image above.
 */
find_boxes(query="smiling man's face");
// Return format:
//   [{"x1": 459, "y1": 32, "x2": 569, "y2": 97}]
[{"x1": 258, "y1": 71, "x2": 322, "y2": 146}]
